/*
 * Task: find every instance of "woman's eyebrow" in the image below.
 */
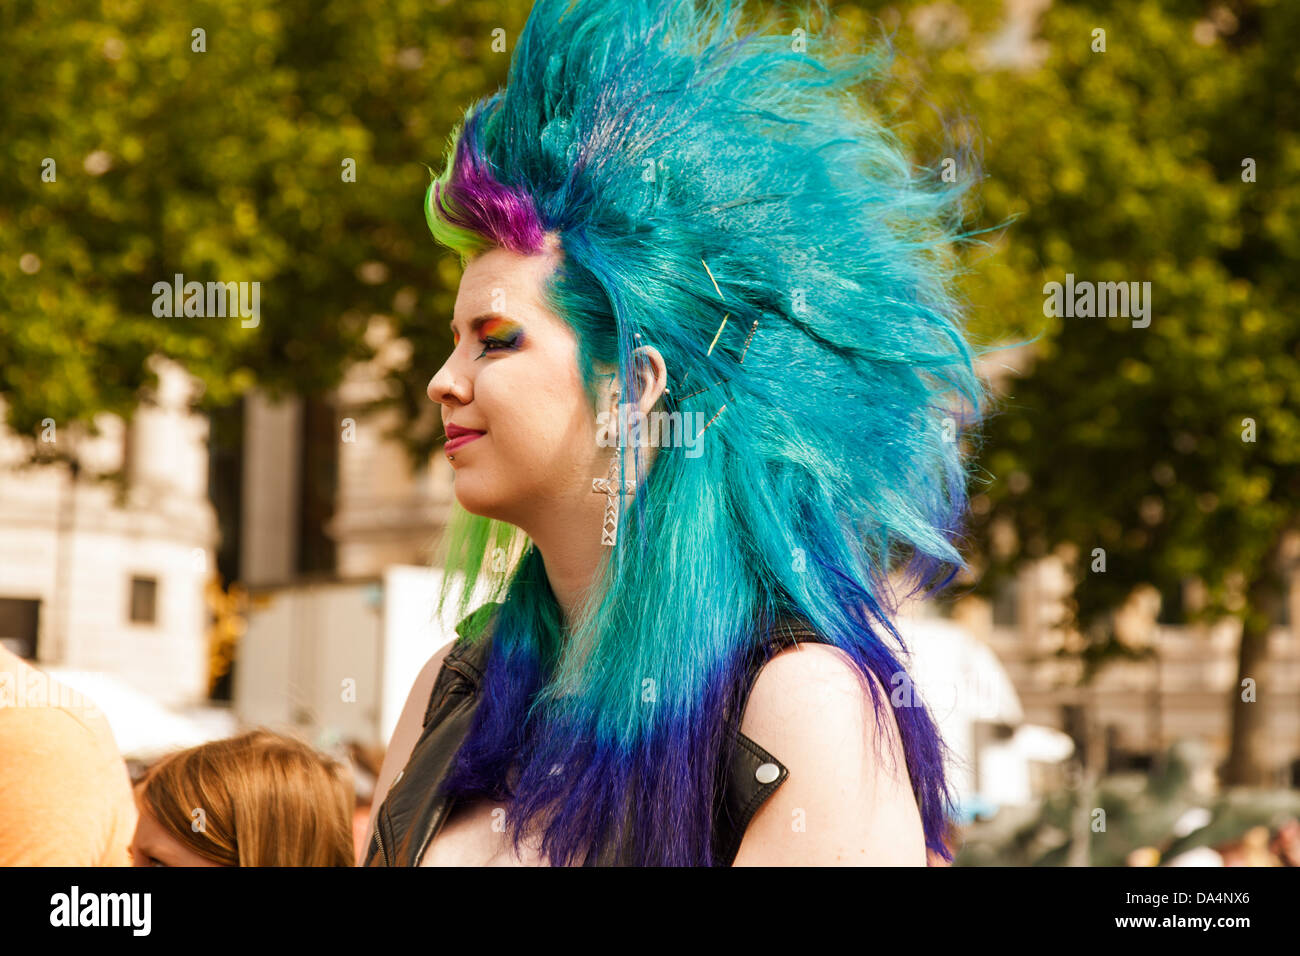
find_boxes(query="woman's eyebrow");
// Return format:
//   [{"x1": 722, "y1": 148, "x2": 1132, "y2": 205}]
[{"x1": 448, "y1": 312, "x2": 512, "y2": 336}]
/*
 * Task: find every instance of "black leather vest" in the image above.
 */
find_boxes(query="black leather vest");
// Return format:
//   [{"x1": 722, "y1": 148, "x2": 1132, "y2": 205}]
[{"x1": 364, "y1": 605, "x2": 824, "y2": 867}]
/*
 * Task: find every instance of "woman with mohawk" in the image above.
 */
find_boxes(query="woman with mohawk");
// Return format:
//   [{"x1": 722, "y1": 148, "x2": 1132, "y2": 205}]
[{"x1": 364, "y1": 0, "x2": 985, "y2": 867}]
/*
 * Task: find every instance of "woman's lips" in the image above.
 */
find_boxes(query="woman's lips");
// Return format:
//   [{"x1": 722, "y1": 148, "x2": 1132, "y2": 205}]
[{"x1": 447, "y1": 431, "x2": 488, "y2": 455}]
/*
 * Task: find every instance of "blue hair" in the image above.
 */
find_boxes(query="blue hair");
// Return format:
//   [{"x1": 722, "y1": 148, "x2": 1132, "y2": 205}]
[{"x1": 430, "y1": 0, "x2": 986, "y2": 865}]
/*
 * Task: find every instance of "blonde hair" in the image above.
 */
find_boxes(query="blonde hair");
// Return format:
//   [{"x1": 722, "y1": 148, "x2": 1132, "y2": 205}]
[{"x1": 139, "y1": 729, "x2": 355, "y2": 866}]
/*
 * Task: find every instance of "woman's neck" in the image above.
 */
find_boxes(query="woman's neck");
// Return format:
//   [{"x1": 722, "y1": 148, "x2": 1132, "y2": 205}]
[
  {"x1": 518, "y1": 446, "x2": 655, "y2": 626},
  {"x1": 527, "y1": 516, "x2": 608, "y2": 628}
]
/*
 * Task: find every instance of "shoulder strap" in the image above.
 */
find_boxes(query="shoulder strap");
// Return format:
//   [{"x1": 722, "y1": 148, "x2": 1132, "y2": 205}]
[
  {"x1": 712, "y1": 613, "x2": 826, "y2": 864},
  {"x1": 749, "y1": 613, "x2": 825, "y2": 674}
]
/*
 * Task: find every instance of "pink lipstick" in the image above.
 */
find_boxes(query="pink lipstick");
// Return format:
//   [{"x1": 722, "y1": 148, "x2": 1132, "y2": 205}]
[{"x1": 444, "y1": 422, "x2": 486, "y2": 454}]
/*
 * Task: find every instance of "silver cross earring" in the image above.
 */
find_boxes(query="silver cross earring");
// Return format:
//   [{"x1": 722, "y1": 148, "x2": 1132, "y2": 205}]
[
  {"x1": 591, "y1": 445, "x2": 636, "y2": 546},
  {"x1": 591, "y1": 398, "x2": 635, "y2": 546}
]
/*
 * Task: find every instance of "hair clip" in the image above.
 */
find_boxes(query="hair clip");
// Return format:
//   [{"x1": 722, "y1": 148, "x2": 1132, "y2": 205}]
[
  {"x1": 699, "y1": 403, "x2": 727, "y2": 435},
  {"x1": 675, "y1": 378, "x2": 730, "y2": 403},
  {"x1": 700, "y1": 258, "x2": 724, "y2": 297},
  {"x1": 687, "y1": 260, "x2": 758, "y2": 438},
  {"x1": 700, "y1": 259, "x2": 730, "y2": 357},
  {"x1": 738, "y1": 319, "x2": 758, "y2": 364},
  {"x1": 706, "y1": 314, "x2": 730, "y2": 357}
]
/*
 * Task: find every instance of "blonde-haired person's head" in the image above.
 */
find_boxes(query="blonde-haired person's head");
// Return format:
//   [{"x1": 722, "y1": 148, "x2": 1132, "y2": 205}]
[{"x1": 131, "y1": 729, "x2": 355, "y2": 867}]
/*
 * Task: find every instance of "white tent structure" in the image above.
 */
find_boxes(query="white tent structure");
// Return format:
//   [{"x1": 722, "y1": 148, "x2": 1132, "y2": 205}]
[
  {"x1": 891, "y1": 613, "x2": 1075, "y2": 821},
  {"x1": 44, "y1": 668, "x2": 238, "y2": 763}
]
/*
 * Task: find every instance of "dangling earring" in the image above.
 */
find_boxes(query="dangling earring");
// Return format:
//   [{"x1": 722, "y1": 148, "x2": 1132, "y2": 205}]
[{"x1": 591, "y1": 402, "x2": 636, "y2": 546}]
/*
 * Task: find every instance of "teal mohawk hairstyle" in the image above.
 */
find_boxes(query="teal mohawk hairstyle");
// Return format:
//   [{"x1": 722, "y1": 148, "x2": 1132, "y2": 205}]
[{"x1": 427, "y1": 0, "x2": 987, "y2": 866}]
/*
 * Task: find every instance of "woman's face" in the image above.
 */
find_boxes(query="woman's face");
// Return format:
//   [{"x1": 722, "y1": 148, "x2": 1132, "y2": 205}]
[
  {"x1": 129, "y1": 793, "x2": 224, "y2": 867},
  {"x1": 427, "y1": 235, "x2": 609, "y2": 530}
]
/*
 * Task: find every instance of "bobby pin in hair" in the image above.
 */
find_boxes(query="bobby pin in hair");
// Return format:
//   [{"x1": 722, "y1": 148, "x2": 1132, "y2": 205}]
[{"x1": 701, "y1": 259, "x2": 731, "y2": 357}]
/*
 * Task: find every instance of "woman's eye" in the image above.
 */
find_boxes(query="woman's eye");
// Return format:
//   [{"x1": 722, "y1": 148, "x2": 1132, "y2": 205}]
[
  {"x1": 476, "y1": 335, "x2": 518, "y2": 357},
  {"x1": 132, "y1": 847, "x2": 166, "y2": 866}
]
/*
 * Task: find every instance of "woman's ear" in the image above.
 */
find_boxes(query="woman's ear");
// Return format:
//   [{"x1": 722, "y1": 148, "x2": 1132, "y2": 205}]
[{"x1": 629, "y1": 344, "x2": 668, "y2": 416}]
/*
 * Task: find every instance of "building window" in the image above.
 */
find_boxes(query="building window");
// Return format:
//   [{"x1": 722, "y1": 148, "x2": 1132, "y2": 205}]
[
  {"x1": 130, "y1": 576, "x2": 158, "y2": 624},
  {"x1": 992, "y1": 578, "x2": 1019, "y2": 628},
  {"x1": 0, "y1": 597, "x2": 40, "y2": 659}
]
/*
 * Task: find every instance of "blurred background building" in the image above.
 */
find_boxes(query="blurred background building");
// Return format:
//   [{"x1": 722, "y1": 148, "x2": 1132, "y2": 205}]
[
  {"x1": 0, "y1": 356, "x2": 213, "y2": 704},
  {"x1": 939, "y1": 554, "x2": 1300, "y2": 794}
]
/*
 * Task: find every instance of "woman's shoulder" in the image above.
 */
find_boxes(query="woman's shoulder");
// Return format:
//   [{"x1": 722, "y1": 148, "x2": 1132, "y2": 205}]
[
  {"x1": 733, "y1": 624, "x2": 924, "y2": 864},
  {"x1": 744, "y1": 615, "x2": 895, "y2": 743}
]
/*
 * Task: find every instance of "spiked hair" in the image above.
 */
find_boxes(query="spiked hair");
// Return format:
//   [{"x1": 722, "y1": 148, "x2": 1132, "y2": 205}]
[{"x1": 427, "y1": 0, "x2": 985, "y2": 865}]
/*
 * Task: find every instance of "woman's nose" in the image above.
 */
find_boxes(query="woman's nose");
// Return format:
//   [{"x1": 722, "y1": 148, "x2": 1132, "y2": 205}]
[{"x1": 428, "y1": 352, "x2": 470, "y2": 406}]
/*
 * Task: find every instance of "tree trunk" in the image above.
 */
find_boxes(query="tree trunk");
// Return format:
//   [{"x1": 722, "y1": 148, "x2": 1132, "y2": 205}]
[
  {"x1": 1068, "y1": 691, "x2": 1106, "y2": 866},
  {"x1": 1221, "y1": 534, "x2": 1285, "y2": 787},
  {"x1": 1221, "y1": 615, "x2": 1272, "y2": 785}
]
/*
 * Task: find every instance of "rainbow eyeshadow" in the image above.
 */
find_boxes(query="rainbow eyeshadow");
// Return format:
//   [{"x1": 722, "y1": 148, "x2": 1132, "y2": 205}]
[
  {"x1": 451, "y1": 315, "x2": 524, "y2": 352},
  {"x1": 479, "y1": 315, "x2": 523, "y2": 345}
]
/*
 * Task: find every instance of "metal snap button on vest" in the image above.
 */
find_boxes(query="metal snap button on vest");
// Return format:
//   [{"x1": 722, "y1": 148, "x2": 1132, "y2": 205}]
[{"x1": 755, "y1": 762, "x2": 779, "y2": 784}]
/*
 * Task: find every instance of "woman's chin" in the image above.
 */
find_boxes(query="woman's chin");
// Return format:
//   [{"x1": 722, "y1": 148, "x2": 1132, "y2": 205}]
[{"x1": 452, "y1": 478, "x2": 509, "y2": 522}]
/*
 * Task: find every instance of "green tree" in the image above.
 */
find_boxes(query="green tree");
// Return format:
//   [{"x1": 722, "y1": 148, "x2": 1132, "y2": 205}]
[
  {"x1": 0, "y1": 0, "x2": 532, "y2": 458},
  {"x1": 885, "y1": 0, "x2": 1299, "y2": 787}
]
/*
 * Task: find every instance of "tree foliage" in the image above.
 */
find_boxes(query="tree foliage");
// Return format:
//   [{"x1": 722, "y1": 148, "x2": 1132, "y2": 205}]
[{"x1": 0, "y1": 0, "x2": 531, "y2": 451}]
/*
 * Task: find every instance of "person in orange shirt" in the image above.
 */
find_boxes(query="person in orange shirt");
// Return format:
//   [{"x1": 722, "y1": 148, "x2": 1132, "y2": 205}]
[{"x1": 0, "y1": 644, "x2": 137, "y2": 866}]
